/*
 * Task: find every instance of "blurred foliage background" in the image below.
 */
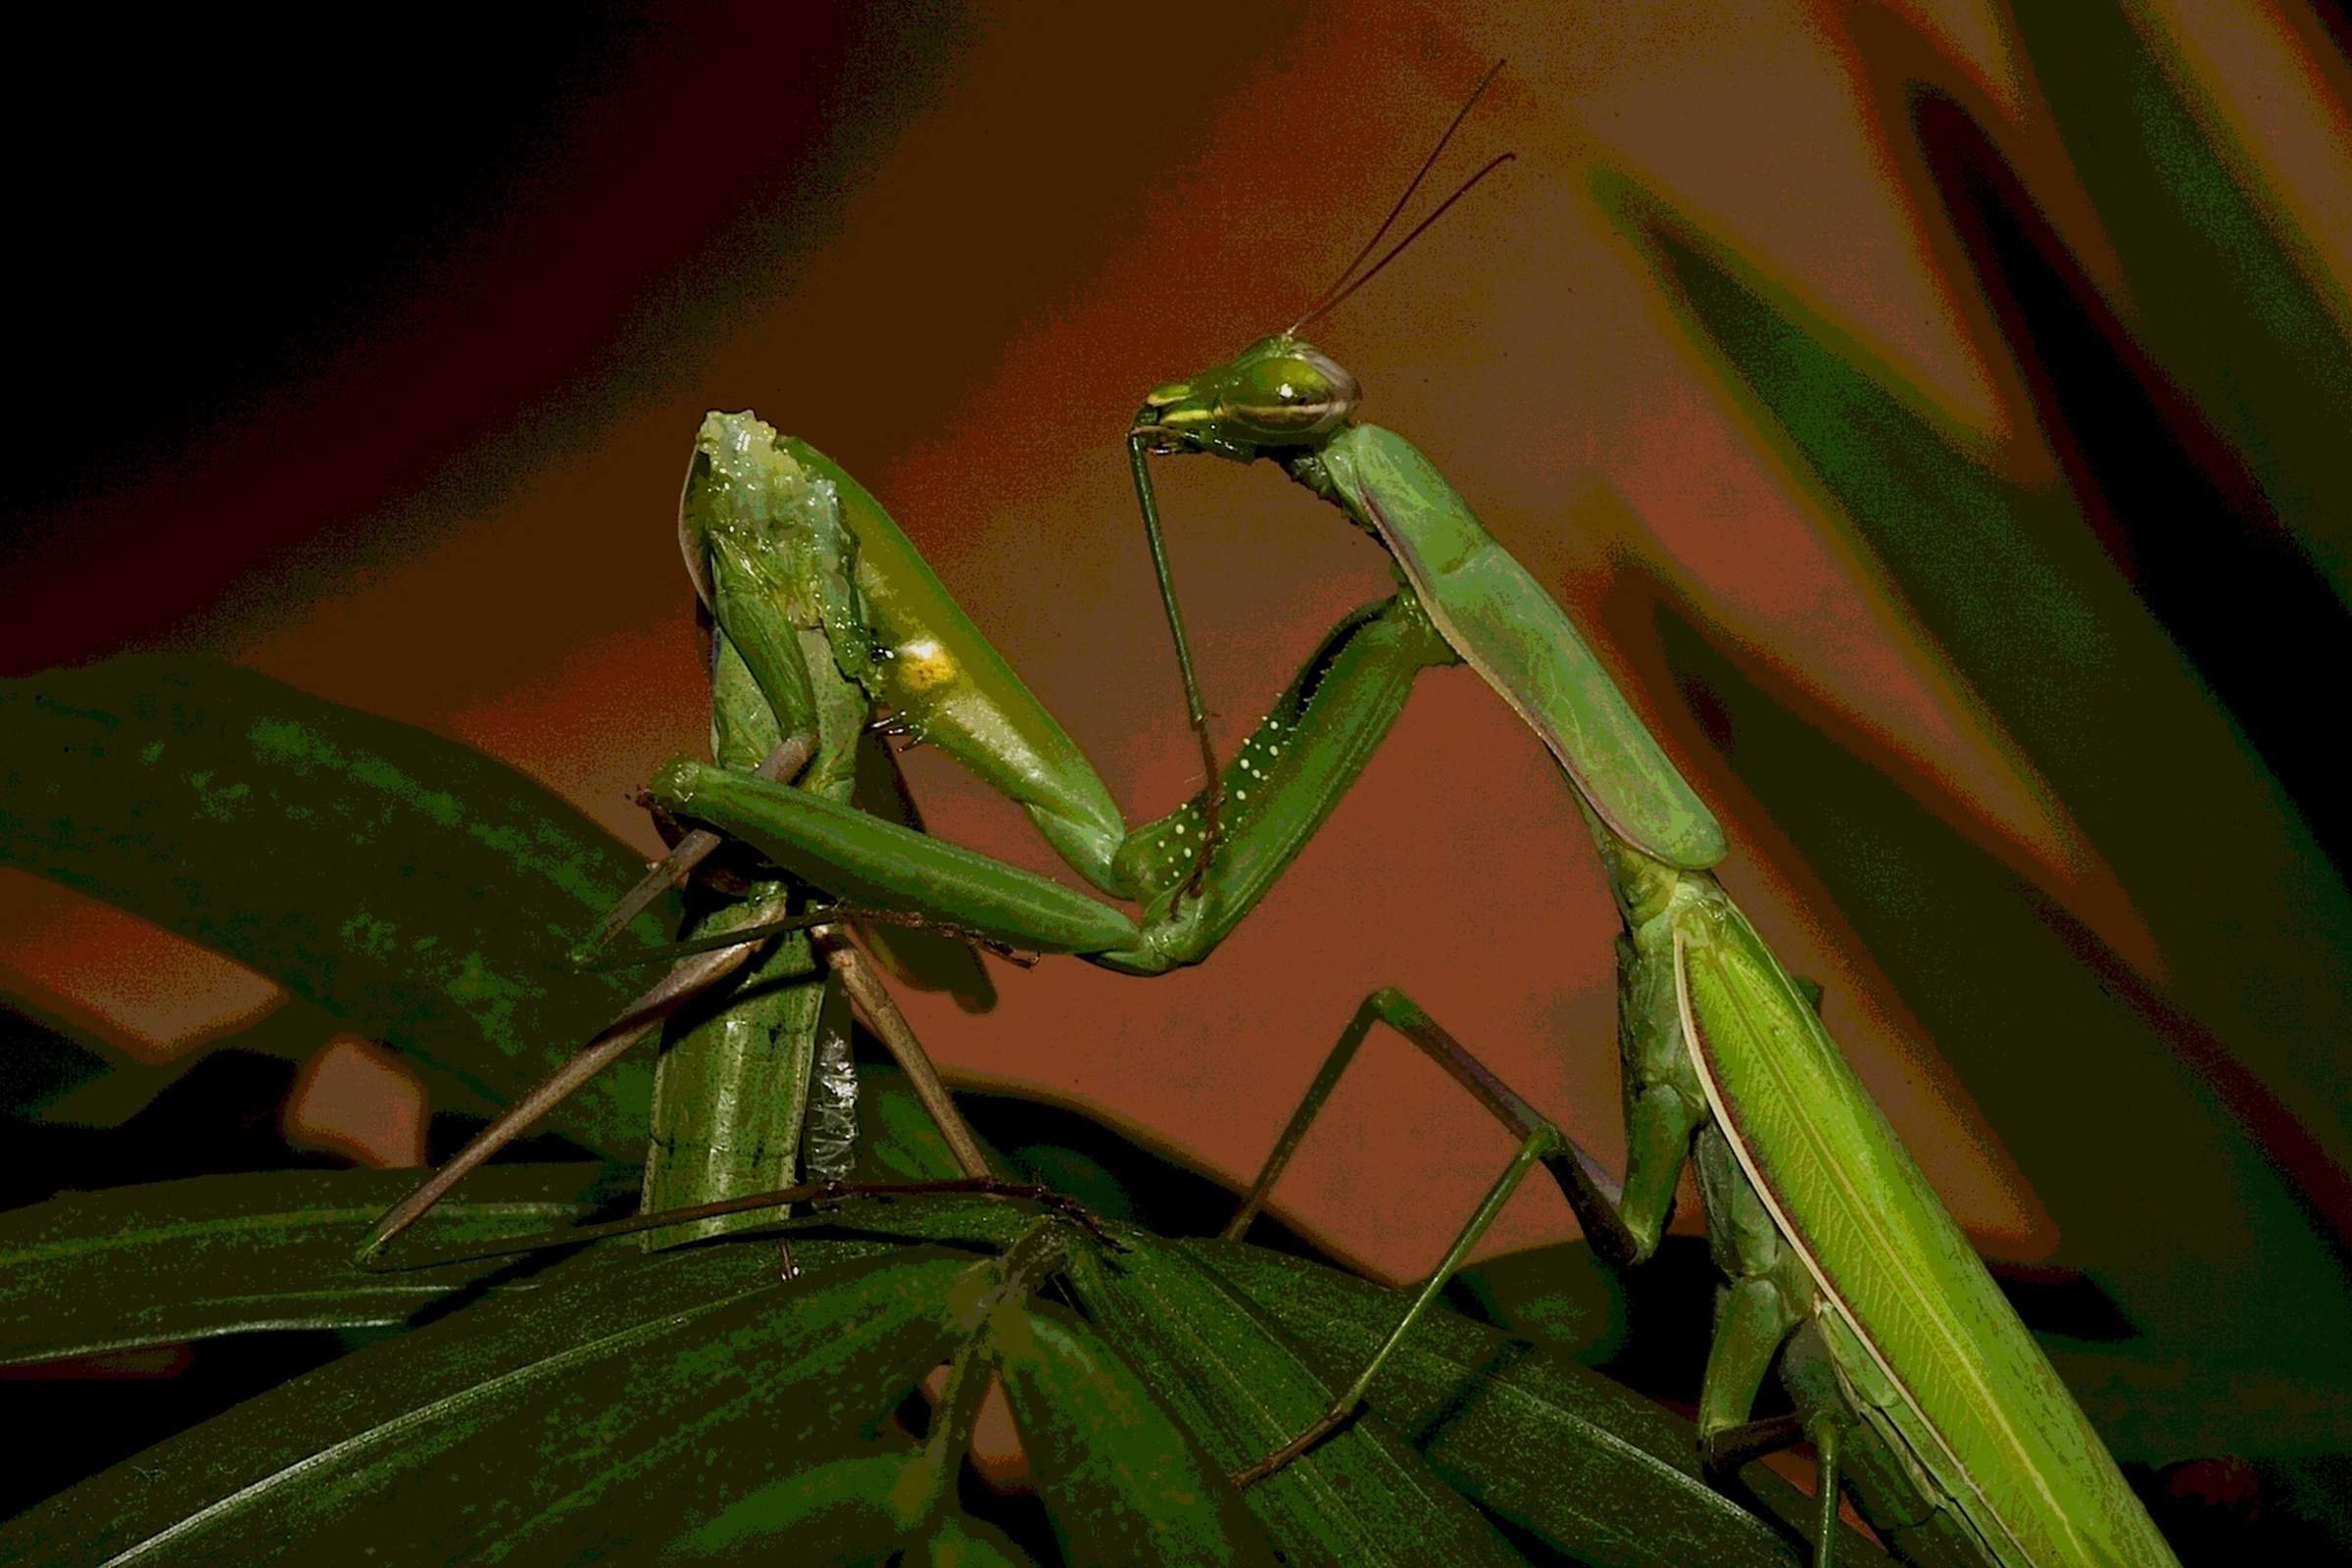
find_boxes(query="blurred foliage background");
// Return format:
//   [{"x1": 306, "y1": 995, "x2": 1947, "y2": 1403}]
[{"x1": 4, "y1": 0, "x2": 2350, "y2": 1535}]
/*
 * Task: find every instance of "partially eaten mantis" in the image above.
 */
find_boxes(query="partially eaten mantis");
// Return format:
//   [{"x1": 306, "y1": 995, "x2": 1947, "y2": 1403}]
[{"x1": 362, "y1": 71, "x2": 2180, "y2": 1568}]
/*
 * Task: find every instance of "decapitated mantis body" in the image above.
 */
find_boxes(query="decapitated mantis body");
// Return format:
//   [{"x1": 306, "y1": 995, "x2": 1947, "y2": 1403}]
[
  {"x1": 359, "y1": 415, "x2": 1018, "y2": 1258},
  {"x1": 632, "y1": 426, "x2": 877, "y2": 1249}
]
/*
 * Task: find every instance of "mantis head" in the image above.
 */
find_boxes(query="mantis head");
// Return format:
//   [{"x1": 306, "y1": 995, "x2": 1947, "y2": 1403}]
[
  {"x1": 1130, "y1": 334, "x2": 1360, "y2": 463},
  {"x1": 1129, "y1": 65, "x2": 1506, "y2": 469}
]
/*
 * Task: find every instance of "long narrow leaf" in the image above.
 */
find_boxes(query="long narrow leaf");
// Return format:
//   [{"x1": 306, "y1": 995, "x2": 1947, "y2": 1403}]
[
  {"x1": 0, "y1": 1165, "x2": 632, "y2": 1365},
  {"x1": 0, "y1": 657, "x2": 673, "y2": 1158},
  {"x1": 994, "y1": 1295, "x2": 1277, "y2": 1567},
  {"x1": 0, "y1": 1245, "x2": 976, "y2": 1565},
  {"x1": 1196, "y1": 1239, "x2": 1878, "y2": 1568},
  {"x1": 1068, "y1": 1232, "x2": 1533, "y2": 1567}
]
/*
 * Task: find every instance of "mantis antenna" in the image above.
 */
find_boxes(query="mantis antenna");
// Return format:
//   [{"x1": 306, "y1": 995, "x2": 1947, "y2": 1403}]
[
  {"x1": 1288, "y1": 57, "x2": 1513, "y2": 335},
  {"x1": 1291, "y1": 152, "x2": 1517, "y2": 335}
]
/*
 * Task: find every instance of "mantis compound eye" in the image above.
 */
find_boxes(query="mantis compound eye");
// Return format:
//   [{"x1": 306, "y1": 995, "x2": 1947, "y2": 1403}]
[
  {"x1": 1129, "y1": 336, "x2": 1361, "y2": 461},
  {"x1": 1223, "y1": 343, "x2": 1359, "y2": 445}
]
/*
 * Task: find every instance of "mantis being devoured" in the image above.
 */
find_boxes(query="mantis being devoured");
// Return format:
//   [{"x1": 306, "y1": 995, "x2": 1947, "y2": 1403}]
[{"x1": 359, "y1": 68, "x2": 2180, "y2": 1568}]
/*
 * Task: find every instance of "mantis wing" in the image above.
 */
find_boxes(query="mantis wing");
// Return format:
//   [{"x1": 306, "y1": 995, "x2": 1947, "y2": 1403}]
[{"x1": 1675, "y1": 894, "x2": 2179, "y2": 1568}]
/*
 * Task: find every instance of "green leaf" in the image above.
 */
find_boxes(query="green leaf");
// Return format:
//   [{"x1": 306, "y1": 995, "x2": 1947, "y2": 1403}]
[
  {"x1": 0, "y1": 1165, "x2": 634, "y2": 1365},
  {"x1": 994, "y1": 1295, "x2": 1277, "y2": 1567},
  {"x1": 0, "y1": 1244, "x2": 976, "y2": 1565},
  {"x1": 664, "y1": 1441, "x2": 1043, "y2": 1567},
  {"x1": 1066, "y1": 1231, "x2": 1534, "y2": 1567},
  {"x1": 655, "y1": 1444, "x2": 928, "y2": 1566},
  {"x1": 1197, "y1": 1239, "x2": 1883, "y2": 1568},
  {"x1": 907, "y1": 1510, "x2": 1043, "y2": 1568},
  {"x1": 1446, "y1": 1240, "x2": 1629, "y2": 1364},
  {"x1": 0, "y1": 657, "x2": 676, "y2": 1159},
  {"x1": 853, "y1": 1062, "x2": 1002, "y2": 1183},
  {"x1": 2011, "y1": 4, "x2": 2352, "y2": 603}
]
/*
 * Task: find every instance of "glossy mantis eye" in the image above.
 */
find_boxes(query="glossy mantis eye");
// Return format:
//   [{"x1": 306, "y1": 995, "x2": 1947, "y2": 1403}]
[{"x1": 1225, "y1": 348, "x2": 1359, "y2": 443}]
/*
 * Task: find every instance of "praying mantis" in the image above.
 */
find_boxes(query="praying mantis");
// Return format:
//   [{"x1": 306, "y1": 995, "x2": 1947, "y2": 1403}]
[{"x1": 359, "y1": 71, "x2": 2181, "y2": 1568}]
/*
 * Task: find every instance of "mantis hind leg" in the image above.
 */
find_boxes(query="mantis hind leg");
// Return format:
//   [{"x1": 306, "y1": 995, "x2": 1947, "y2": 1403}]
[
  {"x1": 1700, "y1": 1352, "x2": 1865, "y2": 1568},
  {"x1": 1221, "y1": 986, "x2": 1698, "y2": 1486},
  {"x1": 1696, "y1": 1291, "x2": 1862, "y2": 1567}
]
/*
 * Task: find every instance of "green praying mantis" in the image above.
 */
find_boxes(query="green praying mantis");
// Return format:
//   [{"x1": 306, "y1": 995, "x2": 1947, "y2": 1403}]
[{"x1": 360, "y1": 69, "x2": 2181, "y2": 1568}]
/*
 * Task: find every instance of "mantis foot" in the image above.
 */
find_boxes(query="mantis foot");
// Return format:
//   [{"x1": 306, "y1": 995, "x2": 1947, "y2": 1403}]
[{"x1": 1230, "y1": 1396, "x2": 1362, "y2": 1490}]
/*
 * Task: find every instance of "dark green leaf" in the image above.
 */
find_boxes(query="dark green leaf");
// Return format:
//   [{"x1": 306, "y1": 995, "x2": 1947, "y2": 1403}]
[
  {"x1": 1067, "y1": 1231, "x2": 1533, "y2": 1567},
  {"x1": 0, "y1": 1244, "x2": 976, "y2": 1564},
  {"x1": 1198, "y1": 1240, "x2": 1881, "y2": 1568},
  {"x1": 655, "y1": 1444, "x2": 927, "y2": 1565},
  {"x1": 1446, "y1": 1240, "x2": 1629, "y2": 1364},
  {"x1": 2012, "y1": 5, "x2": 2352, "y2": 600},
  {"x1": 854, "y1": 1061, "x2": 1008, "y2": 1183},
  {"x1": 994, "y1": 1295, "x2": 1277, "y2": 1567},
  {"x1": 0, "y1": 1165, "x2": 633, "y2": 1365},
  {"x1": 0, "y1": 657, "x2": 676, "y2": 1158},
  {"x1": 664, "y1": 1441, "x2": 1042, "y2": 1567}
]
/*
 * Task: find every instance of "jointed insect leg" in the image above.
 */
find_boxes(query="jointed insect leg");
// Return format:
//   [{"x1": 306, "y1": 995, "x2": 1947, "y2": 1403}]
[
  {"x1": 1225, "y1": 988, "x2": 1583, "y2": 1486},
  {"x1": 570, "y1": 734, "x2": 813, "y2": 966},
  {"x1": 1807, "y1": 1410, "x2": 1848, "y2": 1568},
  {"x1": 1701, "y1": 1395, "x2": 1857, "y2": 1568},
  {"x1": 356, "y1": 935, "x2": 768, "y2": 1263},
  {"x1": 1127, "y1": 434, "x2": 1225, "y2": 897},
  {"x1": 358, "y1": 724, "x2": 992, "y2": 1263},
  {"x1": 1694, "y1": 1272, "x2": 1805, "y2": 1468},
  {"x1": 1231, "y1": 1125, "x2": 1556, "y2": 1489}
]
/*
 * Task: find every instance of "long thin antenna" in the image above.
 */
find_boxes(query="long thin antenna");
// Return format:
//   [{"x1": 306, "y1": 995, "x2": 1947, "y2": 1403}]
[
  {"x1": 1291, "y1": 152, "x2": 1516, "y2": 335},
  {"x1": 1288, "y1": 57, "x2": 1508, "y2": 334}
]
